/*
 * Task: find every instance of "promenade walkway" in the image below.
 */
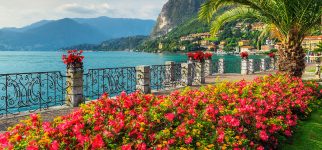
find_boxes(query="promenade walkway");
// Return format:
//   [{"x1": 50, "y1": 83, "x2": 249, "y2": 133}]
[{"x1": 0, "y1": 71, "x2": 311, "y2": 133}]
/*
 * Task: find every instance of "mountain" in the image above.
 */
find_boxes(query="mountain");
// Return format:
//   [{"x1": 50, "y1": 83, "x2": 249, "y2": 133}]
[
  {"x1": 0, "y1": 17, "x2": 155, "y2": 51},
  {"x1": 63, "y1": 35, "x2": 148, "y2": 51},
  {"x1": 151, "y1": 0, "x2": 206, "y2": 38},
  {"x1": 73, "y1": 16, "x2": 155, "y2": 39}
]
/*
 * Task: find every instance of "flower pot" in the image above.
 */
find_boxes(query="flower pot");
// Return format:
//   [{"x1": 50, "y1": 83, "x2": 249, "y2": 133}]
[{"x1": 67, "y1": 62, "x2": 83, "y2": 70}]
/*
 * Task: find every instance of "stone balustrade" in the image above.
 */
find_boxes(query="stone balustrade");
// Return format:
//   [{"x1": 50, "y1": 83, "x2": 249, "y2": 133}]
[{"x1": 65, "y1": 58, "x2": 277, "y2": 107}]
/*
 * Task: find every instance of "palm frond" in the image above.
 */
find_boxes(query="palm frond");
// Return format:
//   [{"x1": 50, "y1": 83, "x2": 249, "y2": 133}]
[{"x1": 208, "y1": 7, "x2": 262, "y2": 36}]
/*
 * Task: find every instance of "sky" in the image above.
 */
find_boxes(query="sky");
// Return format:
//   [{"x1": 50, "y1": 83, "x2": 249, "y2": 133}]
[{"x1": 0, "y1": 0, "x2": 168, "y2": 28}]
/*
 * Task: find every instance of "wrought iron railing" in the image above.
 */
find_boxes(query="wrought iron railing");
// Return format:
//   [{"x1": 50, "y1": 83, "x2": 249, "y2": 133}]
[
  {"x1": 83, "y1": 67, "x2": 136, "y2": 100},
  {"x1": 0, "y1": 71, "x2": 67, "y2": 117},
  {"x1": 265, "y1": 58, "x2": 271, "y2": 70},
  {"x1": 150, "y1": 64, "x2": 183, "y2": 91},
  {"x1": 212, "y1": 59, "x2": 219, "y2": 74},
  {"x1": 253, "y1": 59, "x2": 261, "y2": 73},
  {"x1": 224, "y1": 60, "x2": 241, "y2": 73}
]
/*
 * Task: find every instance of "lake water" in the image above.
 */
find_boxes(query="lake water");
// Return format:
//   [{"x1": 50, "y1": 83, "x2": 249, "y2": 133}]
[
  {"x1": 0, "y1": 51, "x2": 266, "y2": 74},
  {"x1": 0, "y1": 51, "x2": 268, "y2": 114}
]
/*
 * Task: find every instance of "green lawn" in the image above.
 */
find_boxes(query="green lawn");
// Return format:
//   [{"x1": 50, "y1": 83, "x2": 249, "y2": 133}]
[{"x1": 280, "y1": 109, "x2": 322, "y2": 150}]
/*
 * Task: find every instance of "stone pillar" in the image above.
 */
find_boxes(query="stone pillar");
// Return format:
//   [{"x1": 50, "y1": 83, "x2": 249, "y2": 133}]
[
  {"x1": 248, "y1": 59, "x2": 254, "y2": 74},
  {"x1": 218, "y1": 59, "x2": 224, "y2": 74},
  {"x1": 66, "y1": 62, "x2": 84, "y2": 107},
  {"x1": 165, "y1": 61, "x2": 175, "y2": 81},
  {"x1": 241, "y1": 59, "x2": 249, "y2": 75},
  {"x1": 204, "y1": 59, "x2": 213, "y2": 76},
  {"x1": 136, "y1": 65, "x2": 151, "y2": 94},
  {"x1": 260, "y1": 58, "x2": 266, "y2": 72},
  {"x1": 315, "y1": 58, "x2": 321, "y2": 79},
  {"x1": 181, "y1": 63, "x2": 193, "y2": 86},
  {"x1": 188, "y1": 57, "x2": 194, "y2": 63},
  {"x1": 193, "y1": 62, "x2": 205, "y2": 85},
  {"x1": 270, "y1": 58, "x2": 276, "y2": 70}
]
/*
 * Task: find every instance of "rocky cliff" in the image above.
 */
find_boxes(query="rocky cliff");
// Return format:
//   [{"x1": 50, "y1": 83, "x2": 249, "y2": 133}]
[{"x1": 150, "y1": 0, "x2": 206, "y2": 38}]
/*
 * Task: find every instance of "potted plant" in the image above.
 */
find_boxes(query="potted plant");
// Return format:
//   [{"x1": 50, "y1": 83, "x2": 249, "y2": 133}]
[
  {"x1": 204, "y1": 52, "x2": 213, "y2": 60},
  {"x1": 62, "y1": 50, "x2": 84, "y2": 69},
  {"x1": 240, "y1": 51, "x2": 249, "y2": 59}
]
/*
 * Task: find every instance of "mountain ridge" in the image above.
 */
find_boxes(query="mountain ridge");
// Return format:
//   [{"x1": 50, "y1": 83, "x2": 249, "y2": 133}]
[{"x1": 0, "y1": 16, "x2": 156, "y2": 51}]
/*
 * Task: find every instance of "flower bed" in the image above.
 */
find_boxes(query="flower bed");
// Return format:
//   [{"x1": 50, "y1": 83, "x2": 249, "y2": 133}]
[{"x1": 0, "y1": 74, "x2": 320, "y2": 150}]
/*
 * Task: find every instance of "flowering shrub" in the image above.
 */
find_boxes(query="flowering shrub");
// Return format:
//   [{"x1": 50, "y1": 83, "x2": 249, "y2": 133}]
[
  {"x1": 204, "y1": 52, "x2": 213, "y2": 60},
  {"x1": 268, "y1": 52, "x2": 275, "y2": 58},
  {"x1": 62, "y1": 50, "x2": 84, "y2": 64},
  {"x1": 240, "y1": 51, "x2": 249, "y2": 59},
  {"x1": 187, "y1": 51, "x2": 212, "y2": 62},
  {"x1": 0, "y1": 74, "x2": 320, "y2": 150}
]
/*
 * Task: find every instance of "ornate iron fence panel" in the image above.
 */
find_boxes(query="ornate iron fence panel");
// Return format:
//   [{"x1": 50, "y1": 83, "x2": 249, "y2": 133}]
[
  {"x1": 0, "y1": 71, "x2": 67, "y2": 117},
  {"x1": 150, "y1": 64, "x2": 183, "y2": 91},
  {"x1": 83, "y1": 67, "x2": 136, "y2": 100},
  {"x1": 224, "y1": 60, "x2": 241, "y2": 73},
  {"x1": 265, "y1": 58, "x2": 271, "y2": 70},
  {"x1": 212, "y1": 59, "x2": 219, "y2": 74},
  {"x1": 253, "y1": 59, "x2": 261, "y2": 73}
]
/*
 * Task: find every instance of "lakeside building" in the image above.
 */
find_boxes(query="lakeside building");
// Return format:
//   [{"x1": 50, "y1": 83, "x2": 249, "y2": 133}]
[
  {"x1": 240, "y1": 46, "x2": 254, "y2": 52},
  {"x1": 180, "y1": 32, "x2": 212, "y2": 42},
  {"x1": 238, "y1": 40, "x2": 251, "y2": 46},
  {"x1": 302, "y1": 35, "x2": 322, "y2": 51}
]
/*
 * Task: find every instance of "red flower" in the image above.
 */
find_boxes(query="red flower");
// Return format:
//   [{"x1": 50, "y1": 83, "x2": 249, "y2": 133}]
[
  {"x1": 50, "y1": 140, "x2": 59, "y2": 150},
  {"x1": 164, "y1": 113, "x2": 175, "y2": 122},
  {"x1": 92, "y1": 134, "x2": 105, "y2": 149},
  {"x1": 204, "y1": 52, "x2": 213, "y2": 59},
  {"x1": 186, "y1": 51, "x2": 207, "y2": 62},
  {"x1": 62, "y1": 50, "x2": 84, "y2": 64},
  {"x1": 268, "y1": 52, "x2": 275, "y2": 58},
  {"x1": 240, "y1": 51, "x2": 249, "y2": 59}
]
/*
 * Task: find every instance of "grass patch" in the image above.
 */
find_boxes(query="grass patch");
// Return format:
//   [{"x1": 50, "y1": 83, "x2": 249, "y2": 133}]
[{"x1": 280, "y1": 109, "x2": 322, "y2": 150}]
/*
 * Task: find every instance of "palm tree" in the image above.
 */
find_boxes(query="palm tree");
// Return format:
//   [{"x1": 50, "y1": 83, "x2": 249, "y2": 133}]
[
  {"x1": 199, "y1": 0, "x2": 322, "y2": 77},
  {"x1": 314, "y1": 42, "x2": 322, "y2": 53}
]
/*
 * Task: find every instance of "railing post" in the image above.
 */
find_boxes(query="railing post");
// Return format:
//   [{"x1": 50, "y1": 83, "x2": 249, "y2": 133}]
[
  {"x1": 181, "y1": 63, "x2": 193, "y2": 86},
  {"x1": 271, "y1": 58, "x2": 276, "y2": 70},
  {"x1": 260, "y1": 58, "x2": 266, "y2": 72},
  {"x1": 241, "y1": 59, "x2": 249, "y2": 75},
  {"x1": 248, "y1": 59, "x2": 254, "y2": 74},
  {"x1": 165, "y1": 61, "x2": 175, "y2": 81},
  {"x1": 193, "y1": 62, "x2": 205, "y2": 85},
  {"x1": 136, "y1": 65, "x2": 151, "y2": 94},
  {"x1": 204, "y1": 59, "x2": 213, "y2": 76},
  {"x1": 315, "y1": 58, "x2": 321, "y2": 79},
  {"x1": 66, "y1": 62, "x2": 84, "y2": 107},
  {"x1": 218, "y1": 59, "x2": 224, "y2": 74}
]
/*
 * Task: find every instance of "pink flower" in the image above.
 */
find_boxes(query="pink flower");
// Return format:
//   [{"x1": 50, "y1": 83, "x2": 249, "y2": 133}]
[
  {"x1": 185, "y1": 136, "x2": 193, "y2": 144},
  {"x1": 164, "y1": 113, "x2": 175, "y2": 122},
  {"x1": 259, "y1": 130, "x2": 269, "y2": 141},
  {"x1": 122, "y1": 144, "x2": 132, "y2": 150},
  {"x1": 256, "y1": 145, "x2": 265, "y2": 150},
  {"x1": 137, "y1": 143, "x2": 147, "y2": 150},
  {"x1": 50, "y1": 141, "x2": 59, "y2": 150},
  {"x1": 30, "y1": 114, "x2": 38, "y2": 122},
  {"x1": 284, "y1": 130, "x2": 292, "y2": 137}
]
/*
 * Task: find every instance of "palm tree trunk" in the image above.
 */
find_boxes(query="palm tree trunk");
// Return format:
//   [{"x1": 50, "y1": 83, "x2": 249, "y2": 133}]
[{"x1": 277, "y1": 33, "x2": 305, "y2": 77}]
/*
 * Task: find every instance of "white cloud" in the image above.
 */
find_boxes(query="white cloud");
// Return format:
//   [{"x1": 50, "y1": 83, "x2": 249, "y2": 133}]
[
  {"x1": 0, "y1": 0, "x2": 168, "y2": 28},
  {"x1": 57, "y1": 3, "x2": 110, "y2": 14}
]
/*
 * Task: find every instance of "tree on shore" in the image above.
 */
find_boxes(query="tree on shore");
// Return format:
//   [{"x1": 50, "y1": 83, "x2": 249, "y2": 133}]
[{"x1": 199, "y1": 0, "x2": 322, "y2": 77}]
